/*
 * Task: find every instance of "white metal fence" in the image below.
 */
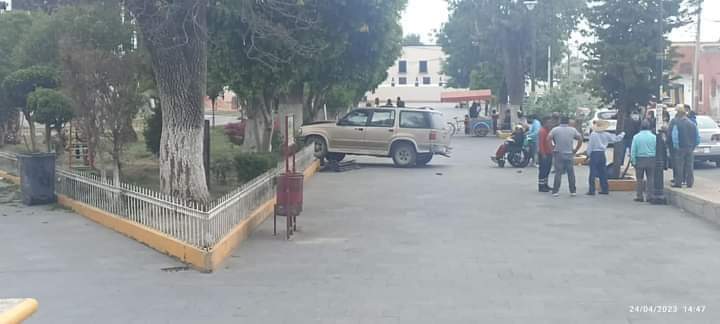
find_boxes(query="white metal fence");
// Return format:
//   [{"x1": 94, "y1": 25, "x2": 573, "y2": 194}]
[{"x1": 1, "y1": 146, "x2": 317, "y2": 249}]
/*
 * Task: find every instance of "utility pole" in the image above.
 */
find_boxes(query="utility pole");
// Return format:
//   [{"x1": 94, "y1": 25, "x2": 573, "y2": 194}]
[
  {"x1": 691, "y1": 0, "x2": 703, "y2": 112},
  {"x1": 524, "y1": 0, "x2": 538, "y2": 93},
  {"x1": 547, "y1": 45, "x2": 553, "y2": 88}
]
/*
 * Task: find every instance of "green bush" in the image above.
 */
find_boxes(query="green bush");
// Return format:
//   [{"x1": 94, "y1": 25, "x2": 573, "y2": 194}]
[
  {"x1": 144, "y1": 103, "x2": 162, "y2": 156},
  {"x1": 211, "y1": 157, "x2": 233, "y2": 184},
  {"x1": 234, "y1": 153, "x2": 278, "y2": 183}
]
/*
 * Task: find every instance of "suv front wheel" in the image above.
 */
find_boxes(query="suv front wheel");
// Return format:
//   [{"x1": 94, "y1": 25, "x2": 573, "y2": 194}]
[{"x1": 392, "y1": 142, "x2": 417, "y2": 167}]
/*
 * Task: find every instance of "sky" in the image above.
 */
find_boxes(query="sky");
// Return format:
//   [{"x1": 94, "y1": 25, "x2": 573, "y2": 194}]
[{"x1": 401, "y1": 0, "x2": 720, "y2": 45}]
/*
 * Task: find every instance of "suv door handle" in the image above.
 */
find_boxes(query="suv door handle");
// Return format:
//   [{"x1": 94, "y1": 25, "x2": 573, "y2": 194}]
[
  {"x1": 388, "y1": 129, "x2": 394, "y2": 132},
  {"x1": 355, "y1": 128, "x2": 364, "y2": 131}
]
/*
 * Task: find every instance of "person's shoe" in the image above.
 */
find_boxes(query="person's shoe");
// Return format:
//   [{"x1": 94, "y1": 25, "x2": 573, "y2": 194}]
[
  {"x1": 634, "y1": 197, "x2": 645, "y2": 202},
  {"x1": 570, "y1": 192, "x2": 577, "y2": 197},
  {"x1": 586, "y1": 192, "x2": 595, "y2": 196},
  {"x1": 552, "y1": 192, "x2": 560, "y2": 197},
  {"x1": 490, "y1": 156, "x2": 497, "y2": 163},
  {"x1": 686, "y1": 185, "x2": 693, "y2": 189},
  {"x1": 671, "y1": 185, "x2": 682, "y2": 188},
  {"x1": 598, "y1": 192, "x2": 609, "y2": 195},
  {"x1": 539, "y1": 186, "x2": 550, "y2": 193}
]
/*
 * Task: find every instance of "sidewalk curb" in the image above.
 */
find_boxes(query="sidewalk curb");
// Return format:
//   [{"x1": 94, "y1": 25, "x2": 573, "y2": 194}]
[
  {"x1": 0, "y1": 298, "x2": 38, "y2": 324},
  {"x1": 666, "y1": 186, "x2": 720, "y2": 225}
]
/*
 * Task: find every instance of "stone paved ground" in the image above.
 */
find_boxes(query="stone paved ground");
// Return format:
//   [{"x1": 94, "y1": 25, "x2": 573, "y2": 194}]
[{"x1": 3, "y1": 110, "x2": 720, "y2": 323}]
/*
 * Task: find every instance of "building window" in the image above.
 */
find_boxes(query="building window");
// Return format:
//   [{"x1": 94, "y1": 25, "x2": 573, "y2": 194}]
[
  {"x1": 398, "y1": 77, "x2": 407, "y2": 85},
  {"x1": 398, "y1": 60, "x2": 407, "y2": 74},
  {"x1": 419, "y1": 61, "x2": 428, "y2": 74},
  {"x1": 423, "y1": 77, "x2": 431, "y2": 85}
]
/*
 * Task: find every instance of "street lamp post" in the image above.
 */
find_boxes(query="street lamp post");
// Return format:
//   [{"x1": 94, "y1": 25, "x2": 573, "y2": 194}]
[{"x1": 524, "y1": 0, "x2": 538, "y2": 94}]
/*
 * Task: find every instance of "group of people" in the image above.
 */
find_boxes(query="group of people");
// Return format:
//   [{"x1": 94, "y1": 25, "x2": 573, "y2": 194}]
[{"x1": 503, "y1": 106, "x2": 700, "y2": 202}]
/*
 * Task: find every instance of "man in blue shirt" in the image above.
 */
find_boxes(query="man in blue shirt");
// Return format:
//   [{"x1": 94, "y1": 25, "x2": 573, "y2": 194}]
[
  {"x1": 586, "y1": 120, "x2": 624, "y2": 195},
  {"x1": 631, "y1": 121, "x2": 657, "y2": 202},
  {"x1": 526, "y1": 115, "x2": 542, "y2": 166}
]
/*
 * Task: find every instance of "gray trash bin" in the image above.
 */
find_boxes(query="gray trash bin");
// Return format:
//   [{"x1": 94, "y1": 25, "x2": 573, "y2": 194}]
[{"x1": 18, "y1": 153, "x2": 56, "y2": 205}]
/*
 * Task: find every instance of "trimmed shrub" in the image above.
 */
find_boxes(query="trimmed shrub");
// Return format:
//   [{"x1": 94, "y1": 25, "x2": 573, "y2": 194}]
[
  {"x1": 211, "y1": 157, "x2": 234, "y2": 184},
  {"x1": 224, "y1": 121, "x2": 246, "y2": 146},
  {"x1": 234, "y1": 153, "x2": 277, "y2": 183}
]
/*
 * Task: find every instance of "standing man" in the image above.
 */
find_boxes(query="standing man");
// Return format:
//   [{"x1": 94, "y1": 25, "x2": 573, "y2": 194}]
[
  {"x1": 469, "y1": 101, "x2": 479, "y2": 118},
  {"x1": 547, "y1": 116, "x2": 583, "y2": 197},
  {"x1": 631, "y1": 121, "x2": 657, "y2": 202},
  {"x1": 586, "y1": 120, "x2": 625, "y2": 195},
  {"x1": 527, "y1": 115, "x2": 541, "y2": 167},
  {"x1": 538, "y1": 117, "x2": 554, "y2": 192},
  {"x1": 669, "y1": 107, "x2": 699, "y2": 188},
  {"x1": 491, "y1": 110, "x2": 499, "y2": 134}
]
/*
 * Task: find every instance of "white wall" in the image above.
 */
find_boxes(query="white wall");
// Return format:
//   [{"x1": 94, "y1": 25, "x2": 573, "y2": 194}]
[{"x1": 367, "y1": 45, "x2": 460, "y2": 103}]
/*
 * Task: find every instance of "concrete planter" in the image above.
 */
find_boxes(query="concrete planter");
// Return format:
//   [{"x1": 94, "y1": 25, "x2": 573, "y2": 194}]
[{"x1": 596, "y1": 177, "x2": 636, "y2": 192}]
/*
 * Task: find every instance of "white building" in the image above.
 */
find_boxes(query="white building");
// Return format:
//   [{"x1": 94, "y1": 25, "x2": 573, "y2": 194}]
[{"x1": 367, "y1": 45, "x2": 463, "y2": 103}]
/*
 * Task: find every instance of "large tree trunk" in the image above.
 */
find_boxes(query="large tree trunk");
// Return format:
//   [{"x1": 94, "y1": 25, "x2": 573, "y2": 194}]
[
  {"x1": 609, "y1": 99, "x2": 631, "y2": 179},
  {"x1": 129, "y1": 0, "x2": 210, "y2": 203},
  {"x1": 45, "y1": 125, "x2": 52, "y2": 152},
  {"x1": 0, "y1": 123, "x2": 6, "y2": 147},
  {"x1": 25, "y1": 113, "x2": 37, "y2": 152},
  {"x1": 502, "y1": 34, "x2": 526, "y2": 128}
]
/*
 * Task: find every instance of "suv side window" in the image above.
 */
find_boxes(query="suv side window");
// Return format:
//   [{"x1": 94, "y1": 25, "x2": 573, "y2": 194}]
[
  {"x1": 341, "y1": 110, "x2": 371, "y2": 126},
  {"x1": 400, "y1": 111, "x2": 431, "y2": 129},
  {"x1": 368, "y1": 110, "x2": 396, "y2": 127}
]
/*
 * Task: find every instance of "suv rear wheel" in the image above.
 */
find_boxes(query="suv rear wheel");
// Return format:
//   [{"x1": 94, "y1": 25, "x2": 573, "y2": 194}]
[
  {"x1": 392, "y1": 142, "x2": 417, "y2": 167},
  {"x1": 416, "y1": 153, "x2": 433, "y2": 166}
]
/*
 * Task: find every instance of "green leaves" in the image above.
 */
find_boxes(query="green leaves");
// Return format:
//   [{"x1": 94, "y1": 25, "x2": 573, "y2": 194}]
[
  {"x1": 583, "y1": 0, "x2": 695, "y2": 112},
  {"x1": 27, "y1": 88, "x2": 74, "y2": 128},
  {"x1": 1, "y1": 65, "x2": 59, "y2": 109}
]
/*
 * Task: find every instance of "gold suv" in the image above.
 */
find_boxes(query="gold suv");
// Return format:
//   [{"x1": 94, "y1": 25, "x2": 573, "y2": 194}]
[{"x1": 300, "y1": 107, "x2": 451, "y2": 167}]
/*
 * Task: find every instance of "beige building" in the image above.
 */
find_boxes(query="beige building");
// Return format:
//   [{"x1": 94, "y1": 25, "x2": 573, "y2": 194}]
[{"x1": 367, "y1": 45, "x2": 462, "y2": 103}]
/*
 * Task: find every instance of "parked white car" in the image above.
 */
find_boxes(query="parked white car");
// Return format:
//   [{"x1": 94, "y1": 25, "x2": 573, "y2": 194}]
[
  {"x1": 583, "y1": 109, "x2": 618, "y2": 138},
  {"x1": 693, "y1": 115, "x2": 720, "y2": 167}
]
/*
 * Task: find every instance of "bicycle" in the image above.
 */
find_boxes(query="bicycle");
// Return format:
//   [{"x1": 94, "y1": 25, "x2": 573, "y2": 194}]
[{"x1": 447, "y1": 117, "x2": 465, "y2": 136}]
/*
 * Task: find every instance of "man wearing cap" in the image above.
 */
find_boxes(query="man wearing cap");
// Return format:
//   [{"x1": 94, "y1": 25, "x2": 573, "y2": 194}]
[
  {"x1": 547, "y1": 116, "x2": 583, "y2": 197},
  {"x1": 586, "y1": 120, "x2": 625, "y2": 195},
  {"x1": 631, "y1": 121, "x2": 657, "y2": 202}
]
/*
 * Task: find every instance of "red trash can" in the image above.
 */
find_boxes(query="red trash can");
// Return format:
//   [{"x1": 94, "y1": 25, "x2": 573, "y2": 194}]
[{"x1": 276, "y1": 173, "x2": 304, "y2": 216}]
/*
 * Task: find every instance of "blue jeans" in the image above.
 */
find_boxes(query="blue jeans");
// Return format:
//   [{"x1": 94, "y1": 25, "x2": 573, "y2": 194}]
[
  {"x1": 552, "y1": 153, "x2": 576, "y2": 194},
  {"x1": 588, "y1": 151, "x2": 608, "y2": 194}
]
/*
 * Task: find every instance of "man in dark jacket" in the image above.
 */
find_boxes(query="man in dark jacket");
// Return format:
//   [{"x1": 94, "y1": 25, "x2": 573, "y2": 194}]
[{"x1": 669, "y1": 107, "x2": 699, "y2": 188}]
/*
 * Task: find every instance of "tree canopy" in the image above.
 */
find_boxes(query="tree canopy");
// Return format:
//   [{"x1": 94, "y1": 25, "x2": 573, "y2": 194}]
[
  {"x1": 583, "y1": 0, "x2": 695, "y2": 114},
  {"x1": 402, "y1": 33, "x2": 424, "y2": 46},
  {"x1": 439, "y1": 0, "x2": 584, "y2": 122}
]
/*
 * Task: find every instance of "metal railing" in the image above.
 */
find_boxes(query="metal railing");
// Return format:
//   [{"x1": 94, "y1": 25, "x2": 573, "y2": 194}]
[{"x1": 1, "y1": 146, "x2": 317, "y2": 249}]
